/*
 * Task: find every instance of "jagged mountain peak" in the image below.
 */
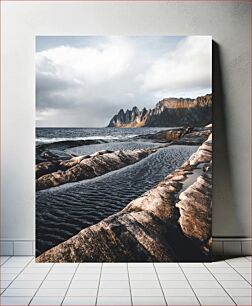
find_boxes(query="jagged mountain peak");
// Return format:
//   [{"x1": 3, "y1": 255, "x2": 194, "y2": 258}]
[{"x1": 108, "y1": 93, "x2": 212, "y2": 128}]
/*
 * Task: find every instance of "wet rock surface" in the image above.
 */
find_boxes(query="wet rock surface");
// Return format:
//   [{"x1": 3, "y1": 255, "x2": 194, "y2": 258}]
[
  {"x1": 36, "y1": 148, "x2": 160, "y2": 191},
  {"x1": 37, "y1": 134, "x2": 212, "y2": 262},
  {"x1": 36, "y1": 139, "x2": 107, "y2": 163},
  {"x1": 36, "y1": 145, "x2": 197, "y2": 255},
  {"x1": 138, "y1": 126, "x2": 212, "y2": 146}
]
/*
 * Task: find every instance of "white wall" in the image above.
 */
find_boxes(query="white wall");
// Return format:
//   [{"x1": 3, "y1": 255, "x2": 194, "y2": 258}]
[{"x1": 1, "y1": 1, "x2": 251, "y2": 242}]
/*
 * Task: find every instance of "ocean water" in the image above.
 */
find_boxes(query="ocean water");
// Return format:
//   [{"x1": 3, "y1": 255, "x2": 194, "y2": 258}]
[{"x1": 36, "y1": 127, "x2": 168, "y2": 144}]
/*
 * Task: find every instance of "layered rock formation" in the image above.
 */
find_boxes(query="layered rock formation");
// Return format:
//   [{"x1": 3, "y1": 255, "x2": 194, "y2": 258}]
[
  {"x1": 108, "y1": 94, "x2": 212, "y2": 128},
  {"x1": 36, "y1": 139, "x2": 107, "y2": 163},
  {"x1": 137, "y1": 125, "x2": 212, "y2": 144},
  {"x1": 36, "y1": 148, "x2": 161, "y2": 191},
  {"x1": 36, "y1": 133, "x2": 212, "y2": 262}
]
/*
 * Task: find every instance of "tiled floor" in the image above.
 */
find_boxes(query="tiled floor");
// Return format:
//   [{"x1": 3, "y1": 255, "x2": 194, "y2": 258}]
[{"x1": 0, "y1": 256, "x2": 251, "y2": 305}]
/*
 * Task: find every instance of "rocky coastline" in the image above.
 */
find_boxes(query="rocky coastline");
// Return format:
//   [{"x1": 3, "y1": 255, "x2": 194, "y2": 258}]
[
  {"x1": 36, "y1": 126, "x2": 210, "y2": 191},
  {"x1": 36, "y1": 129, "x2": 212, "y2": 262},
  {"x1": 36, "y1": 147, "x2": 160, "y2": 191}
]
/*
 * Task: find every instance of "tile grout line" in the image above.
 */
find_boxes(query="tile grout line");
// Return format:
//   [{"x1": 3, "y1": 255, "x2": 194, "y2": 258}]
[
  {"x1": 244, "y1": 257, "x2": 251, "y2": 262},
  {"x1": 0, "y1": 256, "x2": 12, "y2": 266},
  {"x1": 203, "y1": 263, "x2": 238, "y2": 305},
  {"x1": 0, "y1": 256, "x2": 34, "y2": 297},
  {"x1": 0, "y1": 255, "x2": 12, "y2": 295},
  {"x1": 178, "y1": 263, "x2": 202, "y2": 306},
  {"x1": 126, "y1": 263, "x2": 133, "y2": 306},
  {"x1": 60, "y1": 263, "x2": 80, "y2": 306},
  {"x1": 153, "y1": 263, "x2": 168, "y2": 306},
  {"x1": 28, "y1": 259, "x2": 55, "y2": 305},
  {"x1": 225, "y1": 260, "x2": 252, "y2": 286},
  {"x1": 95, "y1": 262, "x2": 103, "y2": 306}
]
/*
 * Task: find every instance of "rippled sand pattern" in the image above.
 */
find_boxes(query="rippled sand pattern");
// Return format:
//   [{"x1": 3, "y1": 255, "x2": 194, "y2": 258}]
[
  {"x1": 36, "y1": 145, "x2": 198, "y2": 256},
  {"x1": 66, "y1": 141, "x2": 159, "y2": 155}
]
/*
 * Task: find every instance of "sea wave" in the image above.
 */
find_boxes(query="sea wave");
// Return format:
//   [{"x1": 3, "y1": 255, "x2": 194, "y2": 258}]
[{"x1": 36, "y1": 134, "x2": 138, "y2": 144}]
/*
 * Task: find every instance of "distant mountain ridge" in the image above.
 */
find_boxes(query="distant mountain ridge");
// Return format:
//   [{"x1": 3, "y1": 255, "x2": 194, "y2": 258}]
[{"x1": 108, "y1": 93, "x2": 212, "y2": 127}]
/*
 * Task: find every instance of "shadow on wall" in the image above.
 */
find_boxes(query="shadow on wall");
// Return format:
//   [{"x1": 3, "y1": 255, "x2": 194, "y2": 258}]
[{"x1": 212, "y1": 41, "x2": 244, "y2": 239}]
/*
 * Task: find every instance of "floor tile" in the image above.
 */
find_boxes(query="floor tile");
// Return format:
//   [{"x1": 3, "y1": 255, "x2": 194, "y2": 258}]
[
  {"x1": 198, "y1": 296, "x2": 235, "y2": 305},
  {"x1": 155, "y1": 267, "x2": 182, "y2": 273},
  {"x1": 2, "y1": 261, "x2": 28, "y2": 268},
  {"x1": 27, "y1": 260, "x2": 53, "y2": 267},
  {"x1": 98, "y1": 288, "x2": 130, "y2": 296},
  {"x1": 8, "y1": 280, "x2": 42, "y2": 289},
  {"x1": 228, "y1": 261, "x2": 252, "y2": 268},
  {"x1": 70, "y1": 280, "x2": 99, "y2": 288},
  {"x1": 158, "y1": 273, "x2": 186, "y2": 281},
  {"x1": 7, "y1": 256, "x2": 33, "y2": 262},
  {"x1": 189, "y1": 280, "x2": 221, "y2": 288},
  {"x1": 102, "y1": 267, "x2": 128, "y2": 273},
  {"x1": 40, "y1": 280, "x2": 71, "y2": 288},
  {"x1": 45, "y1": 273, "x2": 73, "y2": 281},
  {"x1": 180, "y1": 263, "x2": 205, "y2": 267},
  {"x1": 132, "y1": 296, "x2": 166, "y2": 305},
  {"x1": 102, "y1": 263, "x2": 126, "y2": 266},
  {"x1": 128, "y1": 264, "x2": 154, "y2": 270},
  {"x1": 131, "y1": 288, "x2": 163, "y2": 297},
  {"x1": 16, "y1": 273, "x2": 46, "y2": 281},
  {"x1": 1, "y1": 274, "x2": 17, "y2": 281},
  {"x1": 1, "y1": 267, "x2": 23, "y2": 274},
  {"x1": 2, "y1": 288, "x2": 37, "y2": 296},
  {"x1": 97, "y1": 296, "x2": 132, "y2": 305},
  {"x1": 219, "y1": 280, "x2": 252, "y2": 288},
  {"x1": 234, "y1": 267, "x2": 251, "y2": 274},
  {"x1": 207, "y1": 267, "x2": 236, "y2": 274},
  {"x1": 0, "y1": 256, "x2": 10, "y2": 264},
  {"x1": 129, "y1": 273, "x2": 158, "y2": 281},
  {"x1": 225, "y1": 288, "x2": 252, "y2": 296},
  {"x1": 22, "y1": 267, "x2": 50, "y2": 274},
  {"x1": 50, "y1": 266, "x2": 77, "y2": 274},
  {"x1": 242, "y1": 273, "x2": 252, "y2": 283},
  {"x1": 35, "y1": 287, "x2": 67, "y2": 296},
  {"x1": 165, "y1": 296, "x2": 200, "y2": 305},
  {"x1": 130, "y1": 280, "x2": 160, "y2": 288},
  {"x1": 99, "y1": 280, "x2": 129, "y2": 288},
  {"x1": 227, "y1": 257, "x2": 250, "y2": 263},
  {"x1": 74, "y1": 274, "x2": 100, "y2": 281},
  {"x1": 194, "y1": 288, "x2": 228, "y2": 296},
  {"x1": 0, "y1": 280, "x2": 13, "y2": 289},
  {"x1": 128, "y1": 263, "x2": 153, "y2": 267},
  {"x1": 163, "y1": 288, "x2": 195, "y2": 296},
  {"x1": 232, "y1": 296, "x2": 252, "y2": 305},
  {"x1": 182, "y1": 267, "x2": 209, "y2": 274},
  {"x1": 76, "y1": 266, "x2": 101, "y2": 273},
  {"x1": 67, "y1": 288, "x2": 97, "y2": 296},
  {"x1": 214, "y1": 273, "x2": 245, "y2": 281},
  {"x1": 160, "y1": 280, "x2": 190, "y2": 288},
  {"x1": 205, "y1": 261, "x2": 230, "y2": 267},
  {"x1": 154, "y1": 263, "x2": 179, "y2": 267},
  {"x1": 30, "y1": 296, "x2": 64, "y2": 305},
  {"x1": 101, "y1": 273, "x2": 128, "y2": 281},
  {"x1": 186, "y1": 273, "x2": 215, "y2": 281},
  {"x1": 62, "y1": 296, "x2": 96, "y2": 305},
  {"x1": 52, "y1": 263, "x2": 78, "y2": 268},
  {"x1": 0, "y1": 296, "x2": 32, "y2": 305}
]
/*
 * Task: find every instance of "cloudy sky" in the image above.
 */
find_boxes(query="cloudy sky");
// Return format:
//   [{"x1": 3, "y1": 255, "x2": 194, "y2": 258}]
[{"x1": 36, "y1": 36, "x2": 212, "y2": 127}]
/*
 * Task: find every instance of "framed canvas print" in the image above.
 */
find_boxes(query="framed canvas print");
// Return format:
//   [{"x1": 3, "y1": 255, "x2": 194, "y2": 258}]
[{"x1": 35, "y1": 36, "x2": 212, "y2": 262}]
